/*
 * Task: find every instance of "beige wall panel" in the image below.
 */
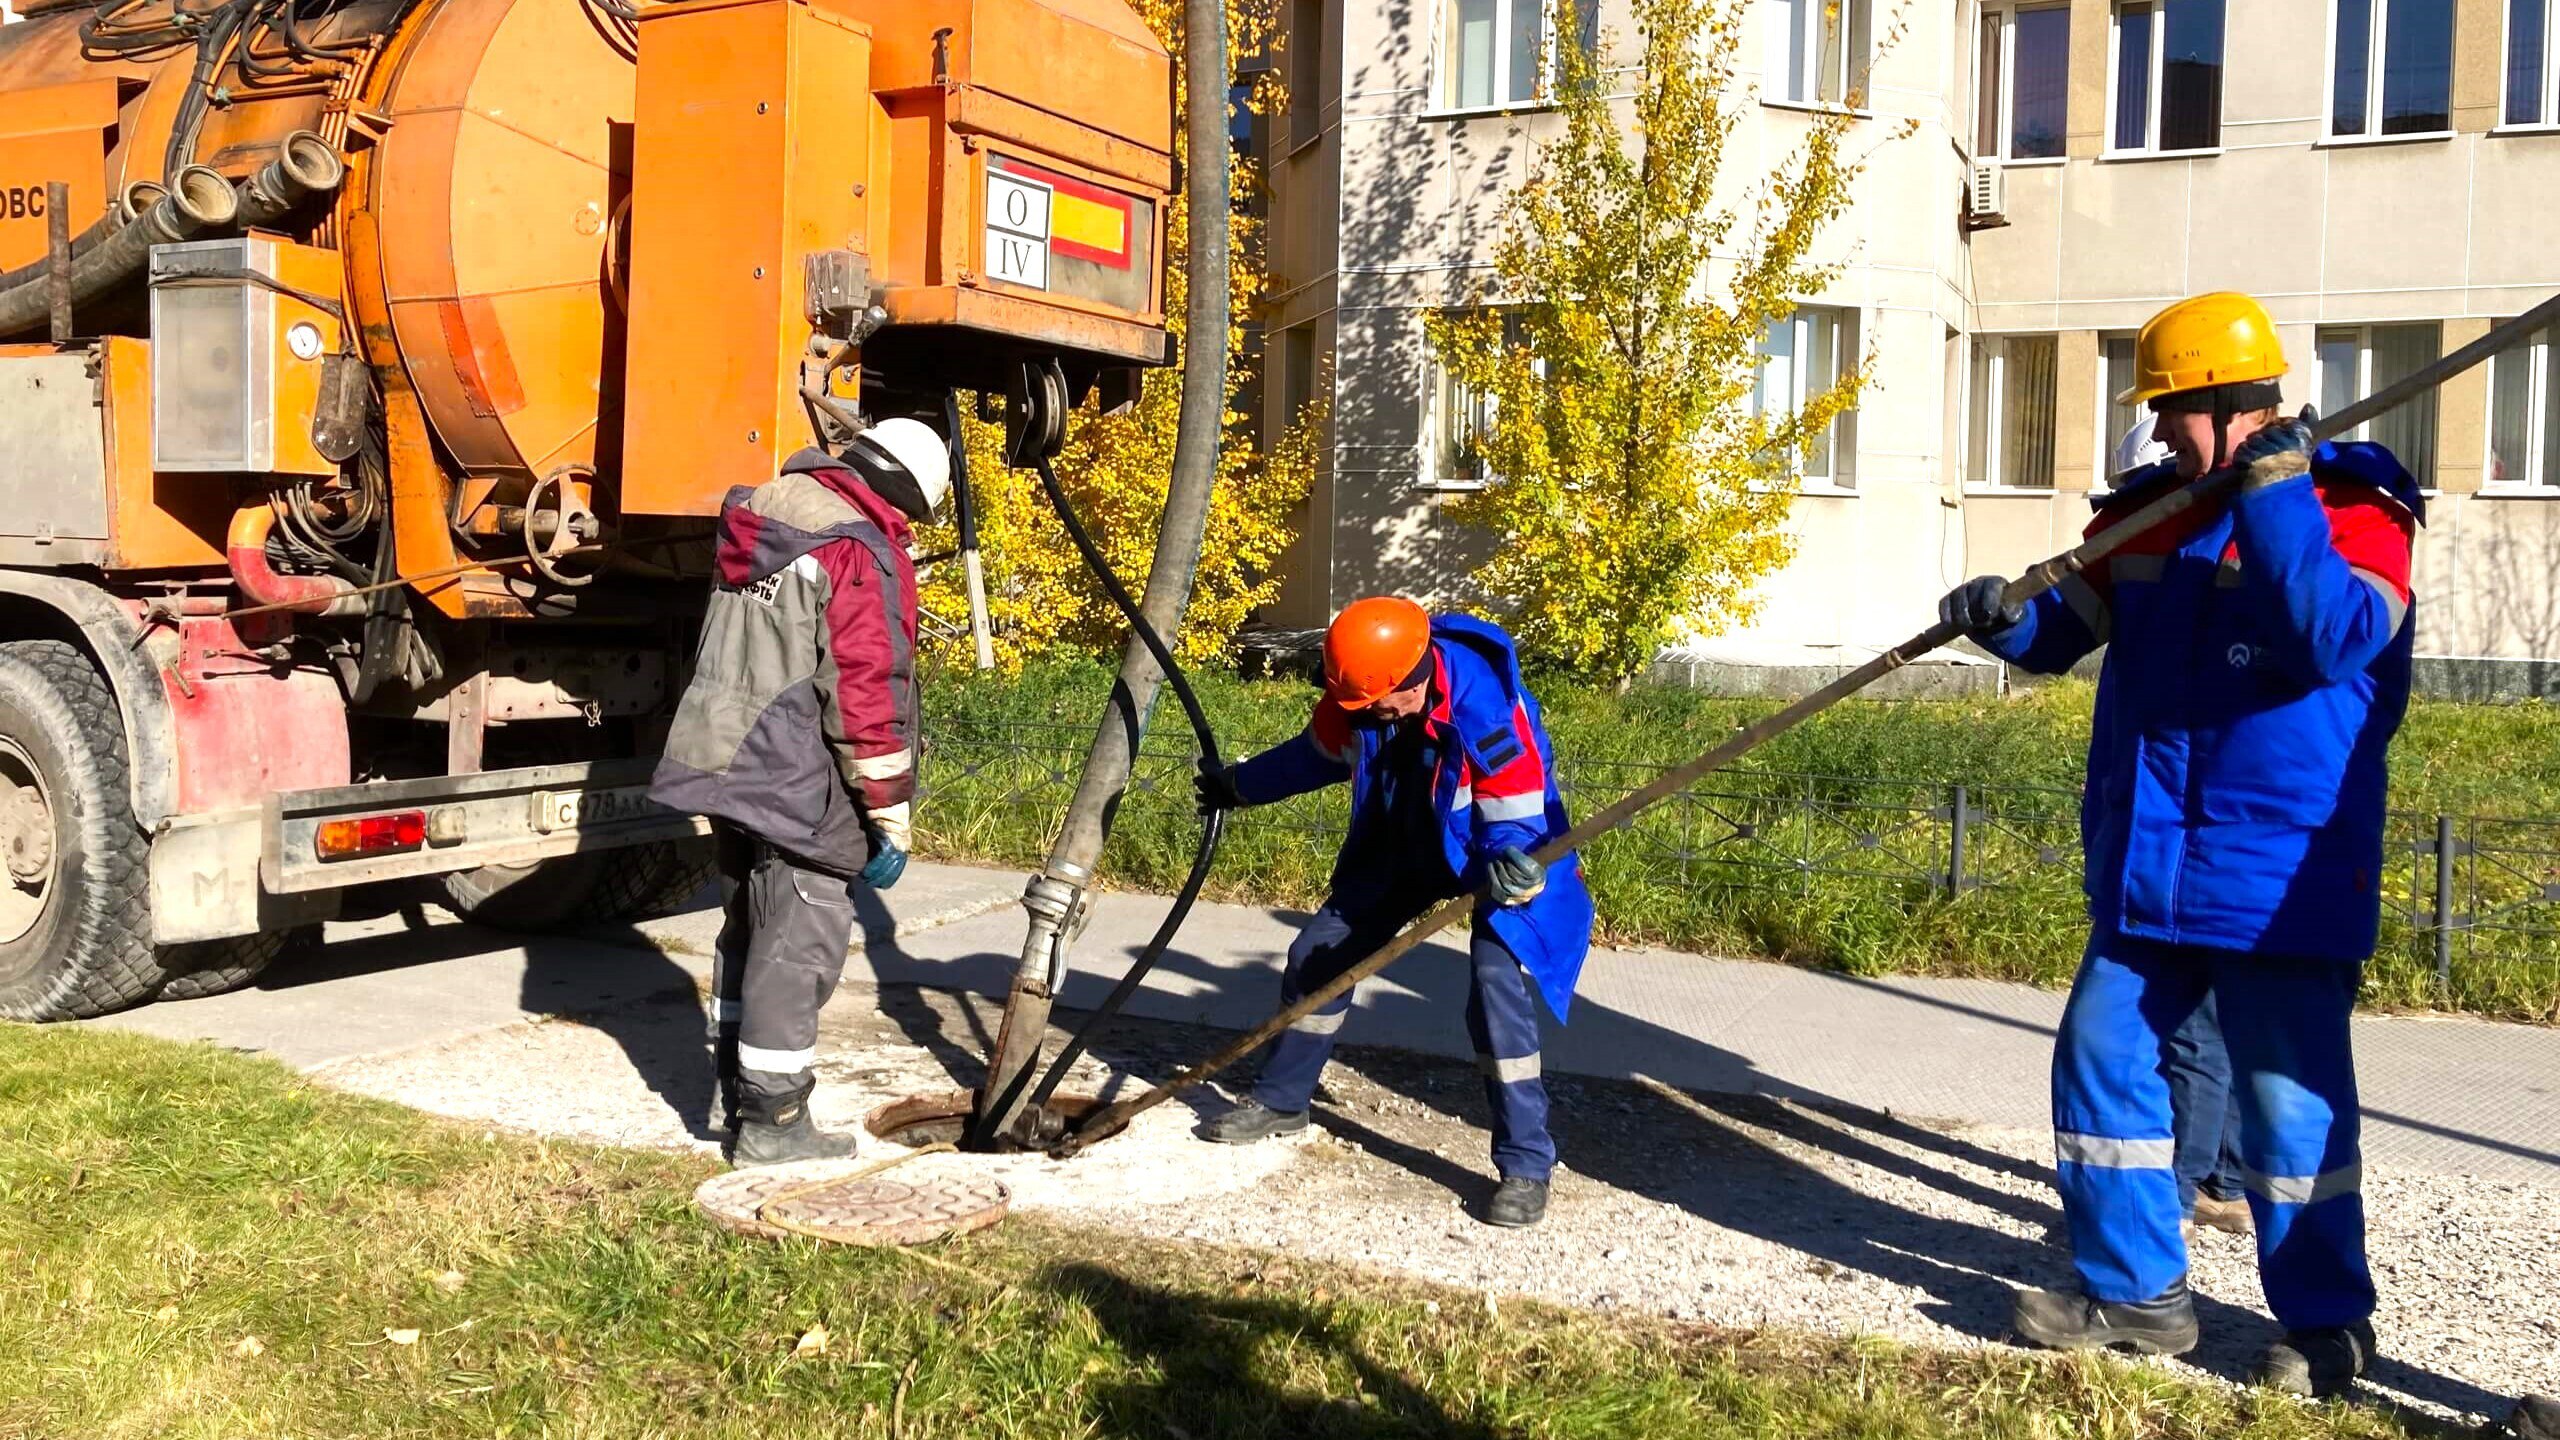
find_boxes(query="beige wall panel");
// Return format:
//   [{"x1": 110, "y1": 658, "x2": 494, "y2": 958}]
[
  {"x1": 2321, "y1": 143, "x2": 2472, "y2": 299},
  {"x1": 1972, "y1": 164, "x2": 2067, "y2": 306},
  {"x1": 2466, "y1": 138, "x2": 2560, "y2": 292},
  {"x1": 1962, "y1": 492, "x2": 2081, "y2": 580},
  {"x1": 2182, "y1": 145, "x2": 2328, "y2": 303},
  {"x1": 2221, "y1": 0, "x2": 2330, "y2": 126},
  {"x1": 2056, "y1": 160, "x2": 2193, "y2": 300},
  {"x1": 2452, "y1": 0, "x2": 2505, "y2": 134}
]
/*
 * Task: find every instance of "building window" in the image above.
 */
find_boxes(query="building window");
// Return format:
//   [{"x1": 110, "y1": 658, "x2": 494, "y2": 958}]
[
  {"x1": 1968, "y1": 334, "x2": 2059, "y2": 488},
  {"x1": 2509, "y1": 0, "x2": 2560, "y2": 125},
  {"x1": 2489, "y1": 320, "x2": 2560, "y2": 487},
  {"x1": 2101, "y1": 333, "x2": 2147, "y2": 480},
  {"x1": 1754, "y1": 307, "x2": 1859, "y2": 487},
  {"x1": 2319, "y1": 323, "x2": 2440, "y2": 486},
  {"x1": 2332, "y1": 0, "x2": 2454, "y2": 137},
  {"x1": 1444, "y1": 0, "x2": 1595, "y2": 110},
  {"x1": 1425, "y1": 310, "x2": 1527, "y2": 488},
  {"x1": 1978, "y1": 5, "x2": 2071, "y2": 160},
  {"x1": 1766, "y1": 0, "x2": 1874, "y2": 107},
  {"x1": 1289, "y1": 0, "x2": 1323, "y2": 147},
  {"x1": 2111, "y1": 0, "x2": 2224, "y2": 151}
]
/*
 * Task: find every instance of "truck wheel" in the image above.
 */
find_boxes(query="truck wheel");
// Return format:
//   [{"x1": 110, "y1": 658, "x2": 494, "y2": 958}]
[
  {"x1": 440, "y1": 837, "x2": 715, "y2": 933},
  {"x1": 153, "y1": 930, "x2": 296, "y2": 1002},
  {"x1": 0, "y1": 640, "x2": 169, "y2": 1021}
]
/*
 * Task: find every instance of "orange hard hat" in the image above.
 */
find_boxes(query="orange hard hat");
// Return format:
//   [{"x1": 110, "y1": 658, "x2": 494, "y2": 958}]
[{"x1": 1323, "y1": 597, "x2": 1433, "y2": 709}]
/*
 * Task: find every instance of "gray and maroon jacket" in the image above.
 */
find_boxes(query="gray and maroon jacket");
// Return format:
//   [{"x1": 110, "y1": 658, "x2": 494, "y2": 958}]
[{"x1": 650, "y1": 449, "x2": 917, "y2": 875}]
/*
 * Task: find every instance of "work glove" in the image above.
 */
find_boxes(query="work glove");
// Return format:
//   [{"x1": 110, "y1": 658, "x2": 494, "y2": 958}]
[
  {"x1": 861, "y1": 828, "x2": 908, "y2": 890},
  {"x1": 1486, "y1": 846, "x2": 1546, "y2": 907},
  {"x1": 1938, "y1": 575, "x2": 2023, "y2": 639},
  {"x1": 861, "y1": 800, "x2": 911, "y2": 890},
  {"x1": 2234, "y1": 414, "x2": 2315, "y2": 489},
  {"x1": 1193, "y1": 760, "x2": 1247, "y2": 818}
]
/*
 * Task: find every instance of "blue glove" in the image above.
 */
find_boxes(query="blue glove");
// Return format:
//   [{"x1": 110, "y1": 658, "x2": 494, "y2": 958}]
[
  {"x1": 861, "y1": 829, "x2": 908, "y2": 890},
  {"x1": 1938, "y1": 575, "x2": 2022, "y2": 638},
  {"x1": 1486, "y1": 846, "x2": 1545, "y2": 906},
  {"x1": 2233, "y1": 416, "x2": 2314, "y2": 480}
]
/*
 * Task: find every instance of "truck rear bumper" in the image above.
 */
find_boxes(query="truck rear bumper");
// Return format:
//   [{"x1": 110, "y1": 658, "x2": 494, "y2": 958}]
[{"x1": 149, "y1": 759, "x2": 709, "y2": 945}]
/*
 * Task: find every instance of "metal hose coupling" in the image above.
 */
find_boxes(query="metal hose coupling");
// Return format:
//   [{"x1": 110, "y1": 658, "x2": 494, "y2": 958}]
[
  {"x1": 1017, "y1": 867, "x2": 1094, "y2": 993},
  {"x1": 235, "y1": 132, "x2": 346, "y2": 230}
]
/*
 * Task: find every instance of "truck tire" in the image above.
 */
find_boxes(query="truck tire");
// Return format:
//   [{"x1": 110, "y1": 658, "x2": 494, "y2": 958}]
[
  {"x1": 440, "y1": 836, "x2": 715, "y2": 933},
  {"x1": 0, "y1": 639, "x2": 203, "y2": 1021},
  {"x1": 152, "y1": 929, "x2": 295, "y2": 1002}
]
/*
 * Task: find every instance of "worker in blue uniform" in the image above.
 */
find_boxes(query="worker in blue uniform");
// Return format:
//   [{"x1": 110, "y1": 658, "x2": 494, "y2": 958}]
[
  {"x1": 1940, "y1": 293, "x2": 2422, "y2": 1398},
  {"x1": 1193, "y1": 596, "x2": 1596, "y2": 1228}
]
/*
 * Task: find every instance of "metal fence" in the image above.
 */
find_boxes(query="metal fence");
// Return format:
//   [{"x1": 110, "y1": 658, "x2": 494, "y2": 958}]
[{"x1": 920, "y1": 724, "x2": 2560, "y2": 993}]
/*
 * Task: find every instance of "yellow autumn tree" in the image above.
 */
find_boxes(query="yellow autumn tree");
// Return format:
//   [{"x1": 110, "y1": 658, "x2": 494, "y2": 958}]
[
  {"x1": 1426, "y1": 0, "x2": 1890, "y2": 682},
  {"x1": 912, "y1": 0, "x2": 1320, "y2": 670}
]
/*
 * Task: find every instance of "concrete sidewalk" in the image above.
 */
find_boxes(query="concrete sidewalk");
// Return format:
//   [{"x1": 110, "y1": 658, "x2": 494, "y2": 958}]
[
  {"x1": 770, "y1": 863, "x2": 2560, "y2": 1184},
  {"x1": 104, "y1": 859, "x2": 2559, "y2": 1182}
]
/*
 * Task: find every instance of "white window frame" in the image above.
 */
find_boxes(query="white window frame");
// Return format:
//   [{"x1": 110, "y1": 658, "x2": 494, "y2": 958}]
[
  {"x1": 1436, "y1": 0, "x2": 1588, "y2": 115},
  {"x1": 1420, "y1": 308, "x2": 1530, "y2": 491},
  {"x1": 1980, "y1": 3, "x2": 2073, "y2": 163},
  {"x1": 2106, "y1": 0, "x2": 2223, "y2": 154},
  {"x1": 2485, "y1": 324, "x2": 2560, "y2": 491},
  {"x1": 1764, "y1": 0, "x2": 1875, "y2": 111},
  {"x1": 1966, "y1": 333, "x2": 2060, "y2": 491},
  {"x1": 2317, "y1": 321, "x2": 2442, "y2": 490},
  {"x1": 1753, "y1": 306, "x2": 1860, "y2": 491},
  {"x1": 2326, "y1": 0, "x2": 2456, "y2": 141},
  {"x1": 2095, "y1": 332, "x2": 2142, "y2": 491},
  {"x1": 2503, "y1": 0, "x2": 2560, "y2": 129}
]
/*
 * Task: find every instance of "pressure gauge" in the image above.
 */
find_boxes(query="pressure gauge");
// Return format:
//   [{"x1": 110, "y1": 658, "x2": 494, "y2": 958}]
[{"x1": 286, "y1": 321, "x2": 325, "y2": 361}]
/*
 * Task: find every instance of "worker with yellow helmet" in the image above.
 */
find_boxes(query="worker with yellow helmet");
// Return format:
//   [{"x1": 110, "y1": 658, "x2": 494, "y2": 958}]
[
  {"x1": 1191, "y1": 598, "x2": 1595, "y2": 1228},
  {"x1": 1939, "y1": 293, "x2": 2425, "y2": 1398}
]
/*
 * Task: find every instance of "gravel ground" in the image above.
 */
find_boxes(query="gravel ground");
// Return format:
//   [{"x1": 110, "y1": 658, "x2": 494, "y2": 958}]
[{"x1": 316, "y1": 977, "x2": 2558, "y2": 1428}]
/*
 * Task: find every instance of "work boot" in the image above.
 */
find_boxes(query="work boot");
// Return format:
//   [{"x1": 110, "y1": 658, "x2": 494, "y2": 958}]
[
  {"x1": 1485, "y1": 1176, "x2": 1549, "y2": 1228},
  {"x1": 729, "y1": 1090, "x2": 856, "y2": 1169},
  {"x1": 2501, "y1": 1395, "x2": 2560, "y2": 1439},
  {"x1": 2011, "y1": 1281, "x2": 2200, "y2": 1356},
  {"x1": 1202, "y1": 1096, "x2": 1310, "y2": 1145},
  {"x1": 2251, "y1": 1322, "x2": 2376, "y2": 1400},
  {"x1": 2190, "y1": 1193, "x2": 2253, "y2": 1235}
]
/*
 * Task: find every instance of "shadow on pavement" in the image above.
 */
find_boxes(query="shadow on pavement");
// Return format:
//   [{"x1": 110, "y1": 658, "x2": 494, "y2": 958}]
[{"x1": 1041, "y1": 1261, "x2": 1500, "y2": 1440}]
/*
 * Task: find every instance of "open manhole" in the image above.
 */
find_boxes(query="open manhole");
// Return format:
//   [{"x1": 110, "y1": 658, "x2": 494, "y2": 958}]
[{"x1": 866, "y1": 1088, "x2": 1105, "y2": 1152}]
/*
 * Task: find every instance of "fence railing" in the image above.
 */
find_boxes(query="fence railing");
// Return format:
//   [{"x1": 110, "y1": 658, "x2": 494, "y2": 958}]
[{"x1": 919, "y1": 725, "x2": 2560, "y2": 997}]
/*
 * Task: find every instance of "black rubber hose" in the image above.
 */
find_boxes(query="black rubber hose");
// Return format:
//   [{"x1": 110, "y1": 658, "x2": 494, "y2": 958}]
[{"x1": 989, "y1": 454, "x2": 1230, "y2": 1130}]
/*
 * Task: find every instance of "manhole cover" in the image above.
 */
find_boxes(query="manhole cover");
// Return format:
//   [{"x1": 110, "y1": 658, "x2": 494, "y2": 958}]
[{"x1": 694, "y1": 1158, "x2": 1010, "y2": 1246}]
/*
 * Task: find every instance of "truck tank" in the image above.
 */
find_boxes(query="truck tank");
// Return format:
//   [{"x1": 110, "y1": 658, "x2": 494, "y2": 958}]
[{"x1": 0, "y1": 0, "x2": 1172, "y2": 1020}]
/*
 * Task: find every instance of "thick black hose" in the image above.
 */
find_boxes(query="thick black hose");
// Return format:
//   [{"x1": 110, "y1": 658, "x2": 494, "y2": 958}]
[{"x1": 979, "y1": 455, "x2": 1229, "y2": 1133}]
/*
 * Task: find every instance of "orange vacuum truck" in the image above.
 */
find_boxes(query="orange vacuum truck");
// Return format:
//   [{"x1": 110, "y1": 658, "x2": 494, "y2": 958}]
[{"x1": 0, "y1": 0, "x2": 1172, "y2": 1020}]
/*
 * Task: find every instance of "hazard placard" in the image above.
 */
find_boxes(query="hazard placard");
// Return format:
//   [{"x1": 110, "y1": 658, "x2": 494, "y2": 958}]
[{"x1": 984, "y1": 171, "x2": 1052, "y2": 291}]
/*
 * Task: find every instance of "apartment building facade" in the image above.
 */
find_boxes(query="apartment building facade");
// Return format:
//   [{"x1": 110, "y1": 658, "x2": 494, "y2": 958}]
[{"x1": 1257, "y1": 0, "x2": 2560, "y2": 667}]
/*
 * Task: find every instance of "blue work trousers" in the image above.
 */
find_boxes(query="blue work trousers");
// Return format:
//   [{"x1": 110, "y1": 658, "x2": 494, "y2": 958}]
[
  {"x1": 2052, "y1": 932, "x2": 2375, "y2": 1331},
  {"x1": 1251, "y1": 895, "x2": 1556, "y2": 1182},
  {"x1": 2167, "y1": 989, "x2": 2247, "y2": 1211}
]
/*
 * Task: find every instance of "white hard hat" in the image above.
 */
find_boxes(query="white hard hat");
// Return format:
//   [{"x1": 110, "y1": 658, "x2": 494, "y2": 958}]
[
  {"x1": 2111, "y1": 417, "x2": 2171, "y2": 481},
  {"x1": 848, "y1": 417, "x2": 953, "y2": 520}
]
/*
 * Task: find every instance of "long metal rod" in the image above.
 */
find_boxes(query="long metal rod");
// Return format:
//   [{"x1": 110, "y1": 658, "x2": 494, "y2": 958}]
[{"x1": 1052, "y1": 293, "x2": 2560, "y2": 1157}]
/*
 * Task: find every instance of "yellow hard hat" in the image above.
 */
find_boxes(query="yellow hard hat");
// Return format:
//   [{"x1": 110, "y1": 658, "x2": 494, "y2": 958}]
[{"x1": 2116, "y1": 292, "x2": 2288, "y2": 407}]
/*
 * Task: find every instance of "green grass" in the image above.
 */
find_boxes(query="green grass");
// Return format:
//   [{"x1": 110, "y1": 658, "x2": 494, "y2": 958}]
[
  {"x1": 0, "y1": 1024, "x2": 2438, "y2": 1439},
  {"x1": 916, "y1": 661, "x2": 2560, "y2": 1023}
]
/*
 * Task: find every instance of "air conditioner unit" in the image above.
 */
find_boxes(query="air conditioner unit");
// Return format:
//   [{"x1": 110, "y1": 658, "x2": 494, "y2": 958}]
[{"x1": 1964, "y1": 160, "x2": 2008, "y2": 231}]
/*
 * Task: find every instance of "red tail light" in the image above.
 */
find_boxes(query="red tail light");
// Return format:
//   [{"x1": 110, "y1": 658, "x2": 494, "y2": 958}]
[{"x1": 315, "y1": 811, "x2": 427, "y2": 861}]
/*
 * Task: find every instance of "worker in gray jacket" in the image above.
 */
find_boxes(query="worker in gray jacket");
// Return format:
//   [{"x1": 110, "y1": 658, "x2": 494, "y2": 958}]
[{"x1": 651, "y1": 418, "x2": 950, "y2": 1166}]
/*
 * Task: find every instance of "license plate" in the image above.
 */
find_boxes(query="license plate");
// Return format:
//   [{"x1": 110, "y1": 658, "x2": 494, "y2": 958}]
[{"x1": 530, "y1": 785, "x2": 663, "y2": 834}]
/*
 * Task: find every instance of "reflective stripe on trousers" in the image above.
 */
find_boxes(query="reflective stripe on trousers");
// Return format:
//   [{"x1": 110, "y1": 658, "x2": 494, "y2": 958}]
[
  {"x1": 2051, "y1": 932, "x2": 2373, "y2": 1330},
  {"x1": 1252, "y1": 893, "x2": 1557, "y2": 1182},
  {"x1": 710, "y1": 828, "x2": 858, "y2": 1123}
]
